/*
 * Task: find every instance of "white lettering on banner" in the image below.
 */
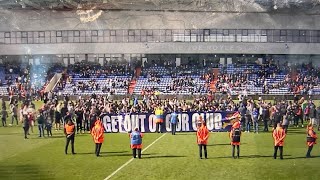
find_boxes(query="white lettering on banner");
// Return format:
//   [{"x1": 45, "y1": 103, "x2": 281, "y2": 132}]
[
  {"x1": 214, "y1": 113, "x2": 222, "y2": 130},
  {"x1": 191, "y1": 113, "x2": 200, "y2": 131},
  {"x1": 176, "y1": 114, "x2": 181, "y2": 131},
  {"x1": 131, "y1": 114, "x2": 139, "y2": 131},
  {"x1": 181, "y1": 113, "x2": 190, "y2": 131},
  {"x1": 123, "y1": 114, "x2": 131, "y2": 132},
  {"x1": 102, "y1": 115, "x2": 111, "y2": 132},
  {"x1": 148, "y1": 115, "x2": 156, "y2": 132},
  {"x1": 111, "y1": 116, "x2": 118, "y2": 132},
  {"x1": 165, "y1": 114, "x2": 171, "y2": 132},
  {"x1": 206, "y1": 113, "x2": 214, "y2": 131},
  {"x1": 118, "y1": 115, "x2": 125, "y2": 133},
  {"x1": 138, "y1": 115, "x2": 146, "y2": 132}
]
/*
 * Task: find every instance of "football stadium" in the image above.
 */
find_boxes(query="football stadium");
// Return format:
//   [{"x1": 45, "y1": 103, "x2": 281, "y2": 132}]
[{"x1": 0, "y1": 0, "x2": 320, "y2": 180}]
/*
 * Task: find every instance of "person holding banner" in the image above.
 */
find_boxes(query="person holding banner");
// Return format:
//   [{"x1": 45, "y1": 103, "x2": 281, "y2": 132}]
[
  {"x1": 155, "y1": 106, "x2": 164, "y2": 133},
  {"x1": 197, "y1": 122, "x2": 209, "y2": 159},
  {"x1": 306, "y1": 123, "x2": 317, "y2": 158},
  {"x1": 272, "y1": 123, "x2": 286, "y2": 159},
  {"x1": 130, "y1": 128, "x2": 143, "y2": 159},
  {"x1": 170, "y1": 108, "x2": 179, "y2": 135},
  {"x1": 230, "y1": 118, "x2": 241, "y2": 159},
  {"x1": 91, "y1": 119, "x2": 104, "y2": 157}
]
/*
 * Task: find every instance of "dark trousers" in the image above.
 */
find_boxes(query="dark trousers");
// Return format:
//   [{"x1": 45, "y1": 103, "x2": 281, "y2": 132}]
[
  {"x1": 306, "y1": 145, "x2": 313, "y2": 157},
  {"x1": 171, "y1": 123, "x2": 176, "y2": 135},
  {"x1": 23, "y1": 126, "x2": 29, "y2": 139},
  {"x1": 263, "y1": 118, "x2": 269, "y2": 131},
  {"x1": 2, "y1": 119, "x2": 6, "y2": 126},
  {"x1": 274, "y1": 146, "x2": 283, "y2": 159},
  {"x1": 132, "y1": 148, "x2": 142, "y2": 159},
  {"x1": 11, "y1": 115, "x2": 18, "y2": 125},
  {"x1": 38, "y1": 124, "x2": 44, "y2": 137},
  {"x1": 294, "y1": 116, "x2": 300, "y2": 126},
  {"x1": 198, "y1": 144, "x2": 207, "y2": 159},
  {"x1": 76, "y1": 120, "x2": 82, "y2": 133},
  {"x1": 84, "y1": 120, "x2": 89, "y2": 131},
  {"x1": 232, "y1": 145, "x2": 240, "y2": 158},
  {"x1": 156, "y1": 122, "x2": 162, "y2": 133},
  {"x1": 241, "y1": 117, "x2": 245, "y2": 131},
  {"x1": 65, "y1": 134, "x2": 75, "y2": 154},
  {"x1": 282, "y1": 125, "x2": 288, "y2": 134},
  {"x1": 95, "y1": 143, "x2": 102, "y2": 156},
  {"x1": 46, "y1": 125, "x2": 52, "y2": 136}
]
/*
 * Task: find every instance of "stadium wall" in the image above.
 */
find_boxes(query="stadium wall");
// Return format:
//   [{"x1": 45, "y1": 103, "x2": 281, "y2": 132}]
[
  {"x1": 1, "y1": 42, "x2": 320, "y2": 55},
  {"x1": 0, "y1": 10, "x2": 320, "y2": 31}
]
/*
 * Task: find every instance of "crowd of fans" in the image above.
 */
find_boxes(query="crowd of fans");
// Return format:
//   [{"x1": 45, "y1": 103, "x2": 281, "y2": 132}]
[{"x1": 214, "y1": 60, "x2": 320, "y2": 95}]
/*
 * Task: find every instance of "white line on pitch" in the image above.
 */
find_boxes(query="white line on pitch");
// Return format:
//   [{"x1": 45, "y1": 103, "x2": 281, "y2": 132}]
[{"x1": 104, "y1": 133, "x2": 167, "y2": 180}]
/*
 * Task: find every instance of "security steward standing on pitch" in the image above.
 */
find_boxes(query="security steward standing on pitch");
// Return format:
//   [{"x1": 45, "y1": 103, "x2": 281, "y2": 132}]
[
  {"x1": 64, "y1": 119, "x2": 76, "y2": 155},
  {"x1": 230, "y1": 118, "x2": 241, "y2": 159},
  {"x1": 197, "y1": 122, "x2": 209, "y2": 159},
  {"x1": 130, "y1": 128, "x2": 143, "y2": 159},
  {"x1": 91, "y1": 119, "x2": 104, "y2": 157},
  {"x1": 272, "y1": 123, "x2": 286, "y2": 159},
  {"x1": 306, "y1": 123, "x2": 317, "y2": 158}
]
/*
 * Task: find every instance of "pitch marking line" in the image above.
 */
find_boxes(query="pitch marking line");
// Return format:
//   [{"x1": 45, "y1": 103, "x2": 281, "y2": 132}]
[{"x1": 104, "y1": 133, "x2": 167, "y2": 180}]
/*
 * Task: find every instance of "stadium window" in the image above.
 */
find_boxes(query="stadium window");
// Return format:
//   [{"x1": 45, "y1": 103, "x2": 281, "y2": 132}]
[
  {"x1": 299, "y1": 30, "x2": 306, "y2": 36},
  {"x1": 185, "y1": 30, "x2": 191, "y2": 35},
  {"x1": 204, "y1": 29, "x2": 210, "y2": 36},
  {"x1": 4, "y1": 32, "x2": 10, "y2": 38},
  {"x1": 273, "y1": 30, "x2": 280, "y2": 36},
  {"x1": 299, "y1": 36, "x2": 306, "y2": 42},
  {"x1": 248, "y1": 30, "x2": 255, "y2": 35},
  {"x1": 74, "y1": 31, "x2": 80, "y2": 37},
  {"x1": 56, "y1": 31, "x2": 62, "y2": 37},
  {"x1": 228, "y1": 30, "x2": 235, "y2": 35},
  {"x1": 223, "y1": 30, "x2": 229, "y2": 36},
  {"x1": 110, "y1": 30, "x2": 116, "y2": 36},
  {"x1": 39, "y1": 31, "x2": 45, "y2": 37},
  {"x1": 135, "y1": 30, "x2": 141, "y2": 36},
  {"x1": 261, "y1": 30, "x2": 267, "y2": 35},
  {"x1": 22, "y1": 32, "x2": 27, "y2": 38},
  {"x1": 280, "y1": 30, "x2": 286, "y2": 36},
  {"x1": 91, "y1": 30, "x2": 98, "y2": 36},
  {"x1": 147, "y1": 30, "x2": 153, "y2": 36},
  {"x1": 141, "y1": 30, "x2": 147, "y2": 36},
  {"x1": 128, "y1": 30, "x2": 135, "y2": 36},
  {"x1": 216, "y1": 29, "x2": 223, "y2": 35},
  {"x1": 210, "y1": 29, "x2": 217, "y2": 35},
  {"x1": 165, "y1": 30, "x2": 172, "y2": 35},
  {"x1": 242, "y1": 30, "x2": 248, "y2": 36}
]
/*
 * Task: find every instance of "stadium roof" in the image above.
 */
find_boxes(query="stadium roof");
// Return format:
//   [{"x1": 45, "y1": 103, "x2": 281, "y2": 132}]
[{"x1": 0, "y1": 0, "x2": 320, "y2": 14}]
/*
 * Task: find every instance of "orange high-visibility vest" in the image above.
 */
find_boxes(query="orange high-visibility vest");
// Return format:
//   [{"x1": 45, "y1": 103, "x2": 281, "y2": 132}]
[{"x1": 65, "y1": 124, "x2": 75, "y2": 134}]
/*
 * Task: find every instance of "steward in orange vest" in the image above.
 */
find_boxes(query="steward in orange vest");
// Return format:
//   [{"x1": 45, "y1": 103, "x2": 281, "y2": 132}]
[
  {"x1": 196, "y1": 122, "x2": 209, "y2": 159},
  {"x1": 91, "y1": 119, "x2": 104, "y2": 157},
  {"x1": 306, "y1": 123, "x2": 317, "y2": 158},
  {"x1": 230, "y1": 118, "x2": 241, "y2": 159},
  {"x1": 272, "y1": 123, "x2": 286, "y2": 159},
  {"x1": 64, "y1": 120, "x2": 76, "y2": 155}
]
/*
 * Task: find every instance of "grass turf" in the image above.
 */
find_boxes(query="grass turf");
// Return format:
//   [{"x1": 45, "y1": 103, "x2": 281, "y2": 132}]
[
  {"x1": 1, "y1": 100, "x2": 320, "y2": 180},
  {"x1": 1, "y1": 126, "x2": 320, "y2": 180}
]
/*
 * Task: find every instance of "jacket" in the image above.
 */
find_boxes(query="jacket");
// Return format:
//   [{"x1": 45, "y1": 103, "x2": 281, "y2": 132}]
[
  {"x1": 197, "y1": 125, "x2": 209, "y2": 145},
  {"x1": 91, "y1": 120, "x2": 104, "y2": 143},
  {"x1": 272, "y1": 127, "x2": 286, "y2": 146}
]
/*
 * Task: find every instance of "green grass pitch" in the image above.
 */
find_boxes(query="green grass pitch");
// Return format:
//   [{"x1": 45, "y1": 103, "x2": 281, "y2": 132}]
[
  {"x1": 1, "y1": 125, "x2": 320, "y2": 180},
  {"x1": 1, "y1": 100, "x2": 320, "y2": 180}
]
